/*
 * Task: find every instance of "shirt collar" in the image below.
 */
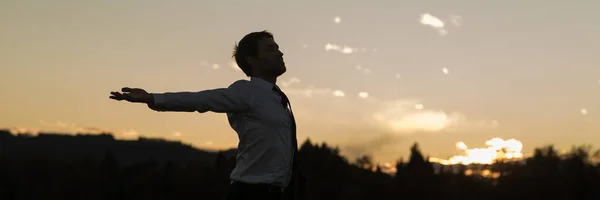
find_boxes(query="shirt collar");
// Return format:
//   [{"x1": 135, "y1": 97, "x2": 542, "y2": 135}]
[{"x1": 250, "y1": 77, "x2": 277, "y2": 91}]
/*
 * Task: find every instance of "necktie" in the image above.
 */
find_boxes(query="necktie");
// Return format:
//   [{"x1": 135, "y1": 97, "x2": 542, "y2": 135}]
[
  {"x1": 274, "y1": 86, "x2": 306, "y2": 200},
  {"x1": 272, "y1": 86, "x2": 298, "y2": 151}
]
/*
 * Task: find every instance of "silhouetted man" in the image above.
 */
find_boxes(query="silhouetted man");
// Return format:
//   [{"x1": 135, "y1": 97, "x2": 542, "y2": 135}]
[{"x1": 109, "y1": 31, "x2": 305, "y2": 200}]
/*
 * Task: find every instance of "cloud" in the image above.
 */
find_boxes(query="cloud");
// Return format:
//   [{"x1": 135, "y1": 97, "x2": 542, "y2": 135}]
[
  {"x1": 199, "y1": 60, "x2": 209, "y2": 67},
  {"x1": 342, "y1": 133, "x2": 402, "y2": 161},
  {"x1": 77, "y1": 127, "x2": 112, "y2": 134},
  {"x1": 442, "y1": 67, "x2": 449, "y2": 74},
  {"x1": 333, "y1": 90, "x2": 345, "y2": 97},
  {"x1": 78, "y1": 127, "x2": 139, "y2": 140},
  {"x1": 284, "y1": 86, "x2": 333, "y2": 98},
  {"x1": 173, "y1": 131, "x2": 183, "y2": 137},
  {"x1": 280, "y1": 77, "x2": 301, "y2": 87},
  {"x1": 284, "y1": 82, "x2": 497, "y2": 136},
  {"x1": 358, "y1": 92, "x2": 369, "y2": 99},
  {"x1": 369, "y1": 100, "x2": 464, "y2": 133},
  {"x1": 429, "y1": 138, "x2": 524, "y2": 165},
  {"x1": 280, "y1": 82, "x2": 501, "y2": 164},
  {"x1": 40, "y1": 120, "x2": 76, "y2": 129},
  {"x1": 449, "y1": 14, "x2": 463, "y2": 27},
  {"x1": 419, "y1": 13, "x2": 448, "y2": 36},
  {"x1": 212, "y1": 64, "x2": 221, "y2": 69},
  {"x1": 286, "y1": 88, "x2": 464, "y2": 133},
  {"x1": 0, "y1": 126, "x2": 39, "y2": 135},
  {"x1": 325, "y1": 43, "x2": 370, "y2": 54},
  {"x1": 121, "y1": 129, "x2": 139, "y2": 138},
  {"x1": 333, "y1": 16, "x2": 341, "y2": 24},
  {"x1": 356, "y1": 65, "x2": 372, "y2": 74},
  {"x1": 37, "y1": 120, "x2": 141, "y2": 140},
  {"x1": 414, "y1": 104, "x2": 424, "y2": 110}
]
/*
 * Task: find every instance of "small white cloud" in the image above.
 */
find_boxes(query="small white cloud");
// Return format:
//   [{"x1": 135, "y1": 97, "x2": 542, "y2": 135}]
[
  {"x1": 358, "y1": 92, "x2": 369, "y2": 99},
  {"x1": 395, "y1": 73, "x2": 402, "y2": 79},
  {"x1": 77, "y1": 127, "x2": 112, "y2": 134},
  {"x1": 40, "y1": 120, "x2": 75, "y2": 129},
  {"x1": 302, "y1": 44, "x2": 308, "y2": 48},
  {"x1": 280, "y1": 77, "x2": 301, "y2": 87},
  {"x1": 325, "y1": 43, "x2": 369, "y2": 54},
  {"x1": 491, "y1": 120, "x2": 499, "y2": 127},
  {"x1": 414, "y1": 104, "x2": 424, "y2": 110},
  {"x1": 449, "y1": 14, "x2": 463, "y2": 27},
  {"x1": 419, "y1": 13, "x2": 448, "y2": 36},
  {"x1": 212, "y1": 64, "x2": 220, "y2": 69},
  {"x1": 283, "y1": 86, "x2": 334, "y2": 98},
  {"x1": 342, "y1": 47, "x2": 353, "y2": 54},
  {"x1": 119, "y1": 129, "x2": 139, "y2": 139},
  {"x1": 56, "y1": 122, "x2": 70, "y2": 128},
  {"x1": 173, "y1": 131, "x2": 182, "y2": 137},
  {"x1": 200, "y1": 60, "x2": 209, "y2": 67},
  {"x1": 442, "y1": 67, "x2": 449, "y2": 74},
  {"x1": 333, "y1": 90, "x2": 345, "y2": 97},
  {"x1": 16, "y1": 121, "x2": 145, "y2": 140},
  {"x1": 420, "y1": 13, "x2": 444, "y2": 28},
  {"x1": 363, "y1": 68, "x2": 372, "y2": 74},
  {"x1": 355, "y1": 65, "x2": 371, "y2": 74},
  {"x1": 334, "y1": 16, "x2": 341, "y2": 24}
]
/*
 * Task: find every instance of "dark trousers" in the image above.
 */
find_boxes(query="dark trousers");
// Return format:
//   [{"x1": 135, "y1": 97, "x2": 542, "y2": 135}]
[{"x1": 224, "y1": 180, "x2": 283, "y2": 200}]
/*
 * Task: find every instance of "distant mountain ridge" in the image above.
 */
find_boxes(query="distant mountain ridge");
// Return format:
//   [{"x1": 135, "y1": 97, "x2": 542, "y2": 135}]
[{"x1": 0, "y1": 129, "x2": 237, "y2": 167}]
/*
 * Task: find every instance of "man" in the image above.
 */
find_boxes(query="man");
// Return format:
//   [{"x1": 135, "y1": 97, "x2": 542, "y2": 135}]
[{"x1": 109, "y1": 31, "x2": 305, "y2": 200}]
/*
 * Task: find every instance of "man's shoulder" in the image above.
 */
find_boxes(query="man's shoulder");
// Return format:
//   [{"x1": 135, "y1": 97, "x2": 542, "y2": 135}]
[{"x1": 228, "y1": 79, "x2": 253, "y2": 89}]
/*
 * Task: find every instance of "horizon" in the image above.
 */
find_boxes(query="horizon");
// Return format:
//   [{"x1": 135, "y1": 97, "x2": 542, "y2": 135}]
[
  {"x1": 1, "y1": 0, "x2": 599, "y2": 165},
  {"x1": 3, "y1": 127, "x2": 598, "y2": 168}
]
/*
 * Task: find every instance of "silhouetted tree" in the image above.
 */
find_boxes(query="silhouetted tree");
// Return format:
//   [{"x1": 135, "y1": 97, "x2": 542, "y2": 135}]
[{"x1": 355, "y1": 154, "x2": 373, "y2": 169}]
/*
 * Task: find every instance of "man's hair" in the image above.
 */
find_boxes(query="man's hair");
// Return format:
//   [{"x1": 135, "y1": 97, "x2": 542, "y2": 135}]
[{"x1": 232, "y1": 30, "x2": 274, "y2": 77}]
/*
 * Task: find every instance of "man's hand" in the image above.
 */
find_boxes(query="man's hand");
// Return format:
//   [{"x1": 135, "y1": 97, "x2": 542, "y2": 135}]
[{"x1": 109, "y1": 87, "x2": 154, "y2": 104}]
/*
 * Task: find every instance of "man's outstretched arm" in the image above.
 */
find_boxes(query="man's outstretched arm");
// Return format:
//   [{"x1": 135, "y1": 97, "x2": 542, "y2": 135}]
[{"x1": 109, "y1": 80, "x2": 253, "y2": 113}]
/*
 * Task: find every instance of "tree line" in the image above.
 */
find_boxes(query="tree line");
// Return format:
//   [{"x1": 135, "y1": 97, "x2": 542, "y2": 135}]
[{"x1": 0, "y1": 130, "x2": 599, "y2": 200}]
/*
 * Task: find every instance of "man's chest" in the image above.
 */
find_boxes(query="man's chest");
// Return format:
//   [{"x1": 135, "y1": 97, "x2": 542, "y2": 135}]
[{"x1": 247, "y1": 94, "x2": 293, "y2": 128}]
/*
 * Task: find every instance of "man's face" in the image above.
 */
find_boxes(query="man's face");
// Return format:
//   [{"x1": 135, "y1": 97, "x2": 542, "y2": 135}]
[{"x1": 248, "y1": 37, "x2": 286, "y2": 76}]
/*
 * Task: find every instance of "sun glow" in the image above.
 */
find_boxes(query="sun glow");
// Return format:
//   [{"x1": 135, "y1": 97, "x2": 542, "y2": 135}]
[{"x1": 430, "y1": 138, "x2": 524, "y2": 165}]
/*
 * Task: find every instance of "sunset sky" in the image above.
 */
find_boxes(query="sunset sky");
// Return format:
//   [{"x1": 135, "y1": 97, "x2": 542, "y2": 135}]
[{"x1": 1, "y1": 0, "x2": 599, "y2": 163}]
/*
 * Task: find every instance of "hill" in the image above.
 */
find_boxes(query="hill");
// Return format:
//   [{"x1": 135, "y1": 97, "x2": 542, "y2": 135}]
[{"x1": 0, "y1": 129, "x2": 235, "y2": 168}]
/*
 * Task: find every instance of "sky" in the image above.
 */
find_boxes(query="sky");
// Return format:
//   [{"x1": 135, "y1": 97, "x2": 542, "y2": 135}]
[{"x1": 1, "y1": 0, "x2": 599, "y2": 164}]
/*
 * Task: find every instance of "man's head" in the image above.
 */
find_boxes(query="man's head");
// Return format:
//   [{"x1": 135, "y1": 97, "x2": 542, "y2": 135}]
[{"x1": 233, "y1": 31, "x2": 286, "y2": 78}]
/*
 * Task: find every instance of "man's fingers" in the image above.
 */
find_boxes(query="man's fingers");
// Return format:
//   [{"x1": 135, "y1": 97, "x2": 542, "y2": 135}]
[
  {"x1": 122, "y1": 87, "x2": 133, "y2": 92},
  {"x1": 109, "y1": 91, "x2": 126, "y2": 101},
  {"x1": 112, "y1": 88, "x2": 141, "y2": 102},
  {"x1": 122, "y1": 87, "x2": 143, "y2": 92},
  {"x1": 109, "y1": 96, "x2": 123, "y2": 100}
]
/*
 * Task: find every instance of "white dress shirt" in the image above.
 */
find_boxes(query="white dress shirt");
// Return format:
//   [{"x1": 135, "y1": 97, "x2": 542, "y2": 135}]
[{"x1": 148, "y1": 77, "x2": 295, "y2": 187}]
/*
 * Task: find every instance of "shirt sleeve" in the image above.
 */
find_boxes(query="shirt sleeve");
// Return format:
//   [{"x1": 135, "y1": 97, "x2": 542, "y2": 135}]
[{"x1": 147, "y1": 80, "x2": 253, "y2": 113}]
